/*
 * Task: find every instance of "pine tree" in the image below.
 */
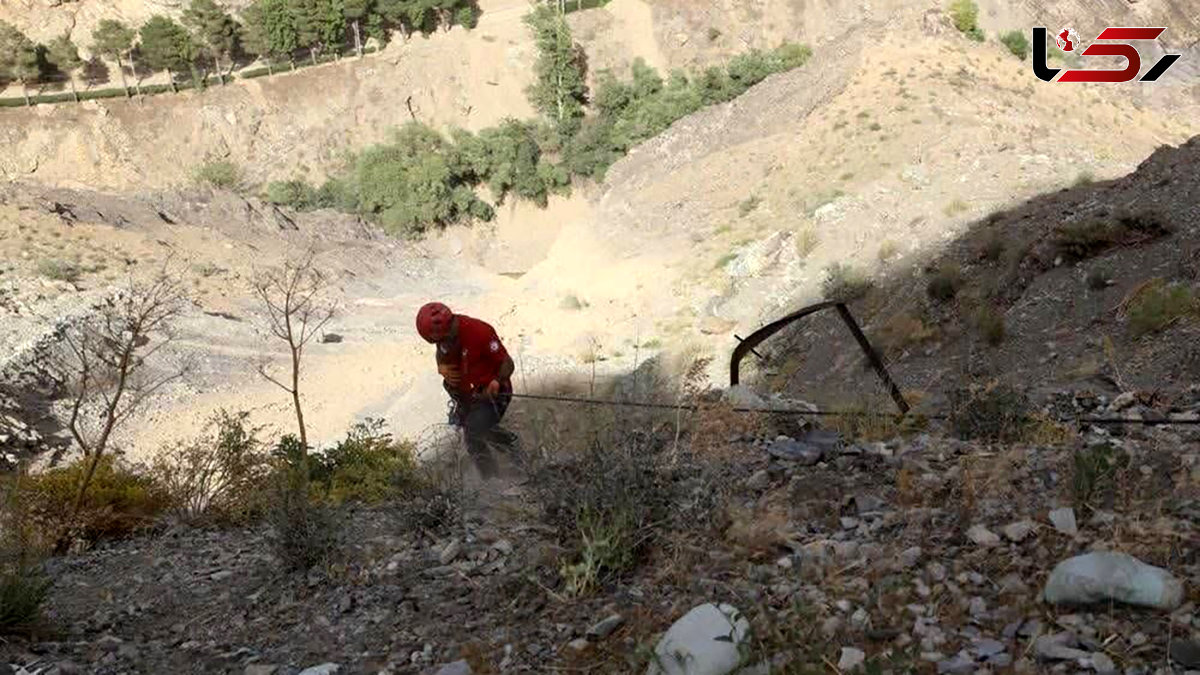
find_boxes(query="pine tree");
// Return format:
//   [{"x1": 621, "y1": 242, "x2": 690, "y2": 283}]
[
  {"x1": 241, "y1": 0, "x2": 299, "y2": 70},
  {"x1": 45, "y1": 33, "x2": 83, "y2": 102},
  {"x1": 92, "y1": 19, "x2": 137, "y2": 97},
  {"x1": 182, "y1": 0, "x2": 240, "y2": 84},
  {"x1": 343, "y1": 0, "x2": 372, "y2": 57},
  {"x1": 292, "y1": 0, "x2": 345, "y2": 65},
  {"x1": 523, "y1": 4, "x2": 587, "y2": 137},
  {"x1": 139, "y1": 15, "x2": 198, "y2": 92},
  {"x1": 0, "y1": 21, "x2": 40, "y2": 106}
]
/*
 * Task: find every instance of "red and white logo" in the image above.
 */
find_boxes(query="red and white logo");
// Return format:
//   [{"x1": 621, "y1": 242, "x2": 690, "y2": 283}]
[
  {"x1": 1032, "y1": 26, "x2": 1182, "y2": 83},
  {"x1": 1056, "y1": 27, "x2": 1079, "y2": 51}
]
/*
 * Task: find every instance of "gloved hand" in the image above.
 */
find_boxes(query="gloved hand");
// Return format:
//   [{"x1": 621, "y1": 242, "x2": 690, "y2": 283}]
[
  {"x1": 447, "y1": 398, "x2": 463, "y2": 426},
  {"x1": 439, "y1": 363, "x2": 461, "y2": 388}
]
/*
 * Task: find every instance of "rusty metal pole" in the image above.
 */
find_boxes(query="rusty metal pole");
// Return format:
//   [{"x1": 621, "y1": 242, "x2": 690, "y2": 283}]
[{"x1": 834, "y1": 304, "x2": 910, "y2": 415}]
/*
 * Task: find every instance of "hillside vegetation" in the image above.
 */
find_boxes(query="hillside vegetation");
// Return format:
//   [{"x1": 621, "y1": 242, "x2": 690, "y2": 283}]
[
  {"x1": 0, "y1": 0, "x2": 481, "y2": 104},
  {"x1": 254, "y1": 5, "x2": 813, "y2": 237}
]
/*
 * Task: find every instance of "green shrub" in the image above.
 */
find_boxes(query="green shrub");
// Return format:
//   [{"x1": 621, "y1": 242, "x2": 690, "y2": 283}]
[
  {"x1": 822, "y1": 263, "x2": 873, "y2": 302},
  {"x1": 23, "y1": 455, "x2": 169, "y2": 549},
  {"x1": 193, "y1": 160, "x2": 241, "y2": 189},
  {"x1": 454, "y1": 5, "x2": 479, "y2": 28},
  {"x1": 975, "y1": 305, "x2": 1006, "y2": 345},
  {"x1": 267, "y1": 435, "x2": 342, "y2": 572},
  {"x1": 353, "y1": 122, "x2": 495, "y2": 237},
  {"x1": 1126, "y1": 280, "x2": 1196, "y2": 337},
  {"x1": 452, "y1": 118, "x2": 570, "y2": 207},
  {"x1": 999, "y1": 30, "x2": 1030, "y2": 59},
  {"x1": 36, "y1": 259, "x2": 81, "y2": 283},
  {"x1": 949, "y1": 0, "x2": 983, "y2": 40},
  {"x1": 266, "y1": 179, "x2": 318, "y2": 209},
  {"x1": 561, "y1": 44, "x2": 809, "y2": 182},
  {"x1": 927, "y1": 263, "x2": 963, "y2": 302},
  {"x1": 0, "y1": 565, "x2": 50, "y2": 636},
  {"x1": 309, "y1": 418, "x2": 422, "y2": 505},
  {"x1": 1, "y1": 471, "x2": 51, "y2": 636},
  {"x1": 1072, "y1": 441, "x2": 1129, "y2": 513}
]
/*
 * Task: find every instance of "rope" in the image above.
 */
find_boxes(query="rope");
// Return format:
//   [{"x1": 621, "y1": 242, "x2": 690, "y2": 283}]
[{"x1": 501, "y1": 392, "x2": 1200, "y2": 427}]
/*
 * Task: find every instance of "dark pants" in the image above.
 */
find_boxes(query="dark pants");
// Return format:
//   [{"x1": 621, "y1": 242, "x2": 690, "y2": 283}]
[{"x1": 451, "y1": 382, "x2": 517, "y2": 479}]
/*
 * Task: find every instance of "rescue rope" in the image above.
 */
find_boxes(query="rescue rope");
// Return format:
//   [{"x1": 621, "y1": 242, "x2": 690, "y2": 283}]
[{"x1": 501, "y1": 392, "x2": 1200, "y2": 426}]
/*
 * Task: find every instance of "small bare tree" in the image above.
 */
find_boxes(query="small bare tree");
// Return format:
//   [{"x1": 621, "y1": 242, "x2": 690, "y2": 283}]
[
  {"x1": 251, "y1": 251, "x2": 338, "y2": 453},
  {"x1": 53, "y1": 267, "x2": 189, "y2": 553}
]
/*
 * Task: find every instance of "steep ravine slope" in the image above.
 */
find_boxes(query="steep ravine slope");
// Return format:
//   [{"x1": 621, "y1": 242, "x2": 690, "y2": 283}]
[{"x1": 6, "y1": 10, "x2": 1199, "y2": 465}]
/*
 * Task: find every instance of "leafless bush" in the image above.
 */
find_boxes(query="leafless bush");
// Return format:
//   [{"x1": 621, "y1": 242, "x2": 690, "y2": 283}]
[
  {"x1": 252, "y1": 250, "x2": 339, "y2": 452},
  {"x1": 50, "y1": 266, "x2": 189, "y2": 553}
]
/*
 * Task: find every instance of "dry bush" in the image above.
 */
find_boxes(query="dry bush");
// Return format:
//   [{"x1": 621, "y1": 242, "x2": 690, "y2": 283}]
[
  {"x1": 926, "y1": 263, "x2": 963, "y2": 303},
  {"x1": 524, "y1": 403, "x2": 678, "y2": 597},
  {"x1": 151, "y1": 409, "x2": 272, "y2": 524},
  {"x1": 22, "y1": 454, "x2": 169, "y2": 552},
  {"x1": 947, "y1": 380, "x2": 1032, "y2": 444},
  {"x1": 1121, "y1": 278, "x2": 1197, "y2": 337},
  {"x1": 876, "y1": 311, "x2": 938, "y2": 357},
  {"x1": 822, "y1": 263, "x2": 873, "y2": 303},
  {"x1": 514, "y1": 354, "x2": 734, "y2": 597},
  {"x1": 974, "y1": 305, "x2": 1006, "y2": 345},
  {"x1": 1052, "y1": 207, "x2": 1172, "y2": 264}
]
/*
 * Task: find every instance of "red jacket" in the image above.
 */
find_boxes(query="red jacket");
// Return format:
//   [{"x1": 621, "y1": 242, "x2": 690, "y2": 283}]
[{"x1": 435, "y1": 315, "x2": 511, "y2": 397}]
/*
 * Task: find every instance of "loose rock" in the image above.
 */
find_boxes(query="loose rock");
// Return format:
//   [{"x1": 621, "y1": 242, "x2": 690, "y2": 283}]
[
  {"x1": 967, "y1": 525, "x2": 1001, "y2": 547},
  {"x1": 433, "y1": 661, "x2": 473, "y2": 675},
  {"x1": 298, "y1": 665, "x2": 340, "y2": 675},
  {"x1": 1048, "y1": 507, "x2": 1078, "y2": 536},
  {"x1": 587, "y1": 615, "x2": 625, "y2": 641},
  {"x1": 838, "y1": 647, "x2": 866, "y2": 672},
  {"x1": 645, "y1": 603, "x2": 750, "y2": 675},
  {"x1": 1170, "y1": 638, "x2": 1200, "y2": 668},
  {"x1": 1002, "y1": 520, "x2": 1036, "y2": 543},
  {"x1": 1043, "y1": 552, "x2": 1184, "y2": 610}
]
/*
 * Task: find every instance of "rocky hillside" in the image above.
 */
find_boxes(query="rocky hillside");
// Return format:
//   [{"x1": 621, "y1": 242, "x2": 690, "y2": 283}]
[
  {"x1": 761, "y1": 134, "x2": 1200, "y2": 415},
  {"x1": 5, "y1": 0, "x2": 1200, "y2": 464},
  {"x1": 2, "y1": 383, "x2": 1198, "y2": 674},
  {"x1": 501, "y1": 12, "x2": 1200, "y2": 393}
]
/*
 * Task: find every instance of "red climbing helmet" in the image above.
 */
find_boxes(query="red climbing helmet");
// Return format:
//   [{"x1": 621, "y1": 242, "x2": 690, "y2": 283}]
[{"x1": 416, "y1": 302, "x2": 454, "y2": 343}]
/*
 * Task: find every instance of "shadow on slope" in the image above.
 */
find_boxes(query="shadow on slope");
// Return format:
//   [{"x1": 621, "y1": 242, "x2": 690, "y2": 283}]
[{"x1": 742, "y1": 135, "x2": 1200, "y2": 415}]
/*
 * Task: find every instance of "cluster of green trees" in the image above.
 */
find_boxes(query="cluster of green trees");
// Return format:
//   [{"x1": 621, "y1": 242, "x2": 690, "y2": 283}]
[
  {"x1": 0, "y1": 0, "x2": 480, "y2": 103},
  {"x1": 260, "y1": 5, "x2": 813, "y2": 238}
]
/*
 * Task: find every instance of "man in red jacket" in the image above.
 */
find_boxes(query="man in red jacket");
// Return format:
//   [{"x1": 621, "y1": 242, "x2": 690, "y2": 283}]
[{"x1": 416, "y1": 302, "x2": 518, "y2": 479}]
